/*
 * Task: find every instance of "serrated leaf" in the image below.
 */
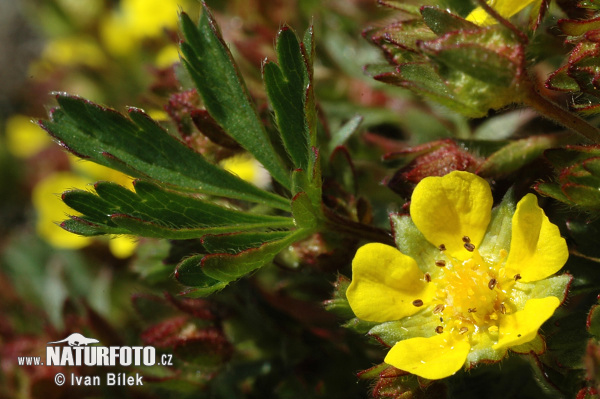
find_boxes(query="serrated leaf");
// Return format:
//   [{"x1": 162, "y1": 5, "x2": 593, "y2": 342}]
[
  {"x1": 201, "y1": 229, "x2": 310, "y2": 282},
  {"x1": 588, "y1": 304, "x2": 600, "y2": 338},
  {"x1": 175, "y1": 255, "x2": 229, "y2": 295},
  {"x1": 201, "y1": 231, "x2": 290, "y2": 254},
  {"x1": 263, "y1": 26, "x2": 310, "y2": 170},
  {"x1": 40, "y1": 95, "x2": 289, "y2": 210},
  {"x1": 546, "y1": 65, "x2": 579, "y2": 92},
  {"x1": 179, "y1": 10, "x2": 290, "y2": 188},
  {"x1": 62, "y1": 180, "x2": 294, "y2": 238},
  {"x1": 563, "y1": 183, "x2": 600, "y2": 207},
  {"x1": 420, "y1": 6, "x2": 478, "y2": 35},
  {"x1": 558, "y1": 16, "x2": 600, "y2": 37},
  {"x1": 534, "y1": 182, "x2": 573, "y2": 204},
  {"x1": 60, "y1": 216, "x2": 127, "y2": 236}
]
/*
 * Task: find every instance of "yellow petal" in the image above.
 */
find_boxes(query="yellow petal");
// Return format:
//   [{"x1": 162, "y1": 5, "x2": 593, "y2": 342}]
[
  {"x1": 108, "y1": 235, "x2": 137, "y2": 259},
  {"x1": 5, "y1": 115, "x2": 52, "y2": 158},
  {"x1": 494, "y1": 296, "x2": 560, "y2": 350},
  {"x1": 466, "y1": 0, "x2": 539, "y2": 26},
  {"x1": 385, "y1": 333, "x2": 470, "y2": 379},
  {"x1": 410, "y1": 171, "x2": 493, "y2": 260},
  {"x1": 346, "y1": 243, "x2": 435, "y2": 323},
  {"x1": 32, "y1": 172, "x2": 92, "y2": 249},
  {"x1": 505, "y1": 194, "x2": 568, "y2": 282}
]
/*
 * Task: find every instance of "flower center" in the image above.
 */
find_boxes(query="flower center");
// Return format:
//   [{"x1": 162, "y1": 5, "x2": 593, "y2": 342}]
[{"x1": 430, "y1": 241, "x2": 514, "y2": 337}]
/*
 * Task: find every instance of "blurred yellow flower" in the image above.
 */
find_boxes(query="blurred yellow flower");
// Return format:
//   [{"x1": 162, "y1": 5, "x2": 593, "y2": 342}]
[
  {"x1": 33, "y1": 172, "x2": 93, "y2": 249},
  {"x1": 42, "y1": 36, "x2": 107, "y2": 68},
  {"x1": 155, "y1": 45, "x2": 180, "y2": 69},
  {"x1": 100, "y1": 0, "x2": 185, "y2": 56},
  {"x1": 109, "y1": 236, "x2": 138, "y2": 259},
  {"x1": 220, "y1": 154, "x2": 271, "y2": 189},
  {"x1": 5, "y1": 115, "x2": 52, "y2": 158},
  {"x1": 466, "y1": 0, "x2": 539, "y2": 26}
]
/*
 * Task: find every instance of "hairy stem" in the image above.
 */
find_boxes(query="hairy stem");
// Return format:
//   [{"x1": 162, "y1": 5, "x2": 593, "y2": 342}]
[
  {"x1": 522, "y1": 82, "x2": 600, "y2": 144},
  {"x1": 322, "y1": 206, "x2": 395, "y2": 246}
]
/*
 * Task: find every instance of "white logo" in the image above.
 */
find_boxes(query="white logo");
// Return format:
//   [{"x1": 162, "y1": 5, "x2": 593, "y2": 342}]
[{"x1": 47, "y1": 333, "x2": 99, "y2": 346}]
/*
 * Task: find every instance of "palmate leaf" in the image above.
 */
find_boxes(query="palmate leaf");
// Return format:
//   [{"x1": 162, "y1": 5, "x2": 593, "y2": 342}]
[
  {"x1": 40, "y1": 94, "x2": 289, "y2": 210},
  {"x1": 179, "y1": 8, "x2": 291, "y2": 188},
  {"x1": 61, "y1": 180, "x2": 295, "y2": 239}
]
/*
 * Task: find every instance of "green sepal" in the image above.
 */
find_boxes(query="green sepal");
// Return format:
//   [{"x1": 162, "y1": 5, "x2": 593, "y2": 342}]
[
  {"x1": 478, "y1": 188, "x2": 515, "y2": 264},
  {"x1": 201, "y1": 229, "x2": 311, "y2": 282},
  {"x1": 40, "y1": 94, "x2": 289, "y2": 210},
  {"x1": 263, "y1": 26, "x2": 310, "y2": 170},
  {"x1": 510, "y1": 334, "x2": 546, "y2": 355},
  {"x1": 368, "y1": 310, "x2": 439, "y2": 347},
  {"x1": 514, "y1": 274, "x2": 572, "y2": 307},
  {"x1": 323, "y1": 275, "x2": 355, "y2": 320},
  {"x1": 201, "y1": 231, "x2": 290, "y2": 254},
  {"x1": 390, "y1": 213, "x2": 440, "y2": 276},
  {"x1": 179, "y1": 9, "x2": 291, "y2": 188},
  {"x1": 175, "y1": 255, "x2": 229, "y2": 296}
]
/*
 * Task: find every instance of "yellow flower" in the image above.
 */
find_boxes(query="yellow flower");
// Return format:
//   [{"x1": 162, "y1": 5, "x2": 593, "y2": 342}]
[
  {"x1": 347, "y1": 171, "x2": 570, "y2": 379},
  {"x1": 100, "y1": 0, "x2": 184, "y2": 56},
  {"x1": 220, "y1": 154, "x2": 271, "y2": 189},
  {"x1": 466, "y1": 0, "x2": 539, "y2": 26},
  {"x1": 4, "y1": 115, "x2": 52, "y2": 158}
]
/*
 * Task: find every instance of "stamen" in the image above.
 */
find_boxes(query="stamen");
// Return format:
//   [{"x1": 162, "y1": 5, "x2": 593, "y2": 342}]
[
  {"x1": 464, "y1": 242, "x2": 475, "y2": 252},
  {"x1": 435, "y1": 260, "x2": 446, "y2": 267},
  {"x1": 433, "y1": 304, "x2": 445, "y2": 314},
  {"x1": 435, "y1": 326, "x2": 444, "y2": 334},
  {"x1": 500, "y1": 304, "x2": 506, "y2": 314},
  {"x1": 488, "y1": 278, "x2": 497, "y2": 290},
  {"x1": 514, "y1": 274, "x2": 522, "y2": 281},
  {"x1": 468, "y1": 308, "x2": 477, "y2": 313},
  {"x1": 439, "y1": 244, "x2": 446, "y2": 251},
  {"x1": 412, "y1": 299, "x2": 424, "y2": 307},
  {"x1": 517, "y1": 334, "x2": 521, "y2": 337},
  {"x1": 440, "y1": 317, "x2": 443, "y2": 322},
  {"x1": 424, "y1": 273, "x2": 431, "y2": 282},
  {"x1": 462, "y1": 236, "x2": 471, "y2": 243},
  {"x1": 459, "y1": 327, "x2": 468, "y2": 334}
]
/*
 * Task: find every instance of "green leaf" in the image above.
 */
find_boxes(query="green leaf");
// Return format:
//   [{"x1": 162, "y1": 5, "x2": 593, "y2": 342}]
[
  {"x1": 60, "y1": 217, "x2": 127, "y2": 236},
  {"x1": 478, "y1": 134, "x2": 572, "y2": 177},
  {"x1": 179, "y1": 9, "x2": 291, "y2": 188},
  {"x1": 535, "y1": 182, "x2": 573, "y2": 205},
  {"x1": 263, "y1": 26, "x2": 310, "y2": 169},
  {"x1": 175, "y1": 255, "x2": 229, "y2": 295},
  {"x1": 62, "y1": 181, "x2": 295, "y2": 238},
  {"x1": 329, "y1": 115, "x2": 363, "y2": 153},
  {"x1": 588, "y1": 303, "x2": 600, "y2": 339},
  {"x1": 420, "y1": 6, "x2": 478, "y2": 35},
  {"x1": 201, "y1": 231, "x2": 290, "y2": 254},
  {"x1": 291, "y1": 192, "x2": 318, "y2": 229},
  {"x1": 201, "y1": 229, "x2": 311, "y2": 282},
  {"x1": 40, "y1": 94, "x2": 289, "y2": 210}
]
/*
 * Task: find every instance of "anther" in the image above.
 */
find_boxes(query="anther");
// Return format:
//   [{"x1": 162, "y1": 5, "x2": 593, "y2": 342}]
[
  {"x1": 433, "y1": 304, "x2": 445, "y2": 314},
  {"x1": 435, "y1": 260, "x2": 446, "y2": 267},
  {"x1": 435, "y1": 326, "x2": 444, "y2": 334},
  {"x1": 462, "y1": 236, "x2": 471, "y2": 243},
  {"x1": 439, "y1": 244, "x2": 446, "y2": 251},
  {"x1": 459, "y1": 327, "x2": 468, "y2": 334},
  {"x1": 412, "y1": 299, "x2": 424, "y2": 307},
  {"x1": 440, "y1": 317, "x2": 443, "y2": 322},
  {"x1": 500, "y1": 304, "x2": 506, "y2": 314},
  {"x1": 468, "y1": 308, "x2": 477, "y2": 313},
  {"x1": 514, "y1": 274, "x2": 522, "y2": 281},
  {"x1": 517, "y1": 334, "x2": 522, "y2": 337},
  {"x1": 488, "y1": 278, "x2": 497, "y2": 290},
  {"x1": 464, "y1": 242, "x2": 475, "y2": 252},
  {"x1": 424, "y1": 273, "x2": 431, "y2": 282}
]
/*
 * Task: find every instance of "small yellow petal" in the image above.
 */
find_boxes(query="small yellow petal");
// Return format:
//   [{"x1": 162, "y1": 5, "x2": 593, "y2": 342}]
[
  {"x1": 505, "y1": 194, "x2": 568, "y2": 282},
  {"x1": 347, "y1": 243, "x2": 435, "y2": 323},
  {"x1": 411, "y1": 171, "x2": 492, "y2": 260},
  {"x1": 33, "y1": 172, "x2": 92, "y2": 249},
  {"x1": 385, "y1": 333, "x2": 470, "y2": 379},
  {"x1": 494, "y1": 296, "x2": 560, "y2": 350},
  {"x1": 466, "y1": 0, "x2": 539, "y2": 26},
  {"x1": 108, "y1": 235, "x2": 137, "y2": 259},
  {"x1": 5, "y1": 115, "x2": 52, "y2": 158}
]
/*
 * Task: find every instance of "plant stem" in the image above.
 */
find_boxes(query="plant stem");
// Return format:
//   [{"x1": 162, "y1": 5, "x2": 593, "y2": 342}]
[
  {"x1": 322, "y1": 206, "x2": 395, "y2": 246},
  {"x1": 522, "y1": 82, "x2": 600, "y2": 144}
]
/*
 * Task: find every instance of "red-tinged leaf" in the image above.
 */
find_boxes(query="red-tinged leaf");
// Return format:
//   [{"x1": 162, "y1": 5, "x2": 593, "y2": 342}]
[
  {"x1": 420, "y1": 6, "x2": 478, "y2": 36},
  {"x1": 141, "y1": 316, "x2": 189, "y2": 348},
  {"x1": 559, "y1": 16, "x2": 600, "y2": 37},
  {"x1": 529, "y1": 0, "x2": 550, "y2": 31},
  {"x1": 172, "y1": 328, "x2": 232, "y2": 366},
  {"x1": 546, "y1": 65, "x2": 580, "y2": 92},
  {"x1": 190, "y1": 109, "x2": 241, "y2": 149}
]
